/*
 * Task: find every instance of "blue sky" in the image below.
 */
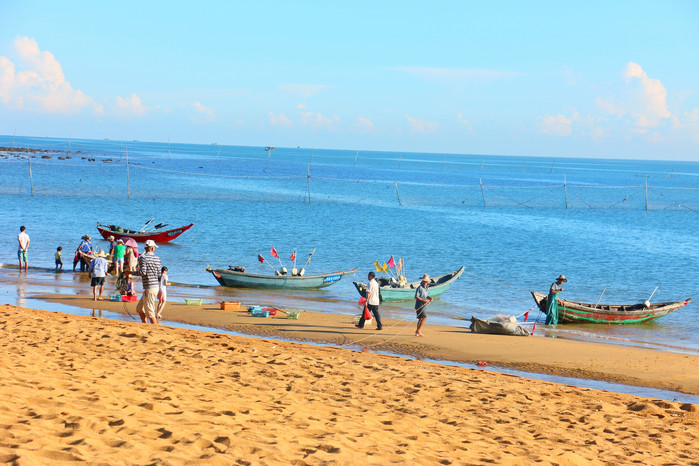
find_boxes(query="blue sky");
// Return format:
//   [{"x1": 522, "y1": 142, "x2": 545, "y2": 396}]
[{"x1": 1, "y1": 1, "x2": 698, "y2": 160}]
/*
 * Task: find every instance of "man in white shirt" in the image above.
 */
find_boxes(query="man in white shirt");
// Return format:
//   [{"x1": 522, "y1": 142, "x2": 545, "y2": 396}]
[
  {"x1": 17, "y1": 226, "x2": 30, "y2": 272},
  {"x1": 356, "y1": 271, "x2": 383, "y2": 330}
]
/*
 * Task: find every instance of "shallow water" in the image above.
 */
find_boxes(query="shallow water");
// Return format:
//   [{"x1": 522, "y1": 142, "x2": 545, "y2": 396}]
[{"x1": 1, "y1": 135, "x2": 698, "y2": 354}]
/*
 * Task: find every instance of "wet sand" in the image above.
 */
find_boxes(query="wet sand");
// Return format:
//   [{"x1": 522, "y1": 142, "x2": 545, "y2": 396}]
[
  {"x1": 1, "y1": 303, "x2": 697, "y2": 464},
  {"x1": 36, "y1": 293, "x2": 699, "y2": 395}
]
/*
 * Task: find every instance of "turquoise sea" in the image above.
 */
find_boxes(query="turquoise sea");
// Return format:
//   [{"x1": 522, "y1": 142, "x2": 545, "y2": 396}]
[{"x1": 1, "y1": 135, "x2": 698, "y2": 354}]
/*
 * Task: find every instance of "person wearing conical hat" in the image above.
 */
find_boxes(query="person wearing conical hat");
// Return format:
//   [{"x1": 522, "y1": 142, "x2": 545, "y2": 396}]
[{"x1": 545, "y1": 275, "x2": 567, "y2": 325}]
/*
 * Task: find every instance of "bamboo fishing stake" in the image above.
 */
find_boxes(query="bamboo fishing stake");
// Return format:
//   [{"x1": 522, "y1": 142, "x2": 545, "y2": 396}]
[
  {"x1": 126, "y1": 146, "x2": 131, "y2": 199},
  {"x1": 644, "y1": 173, "x2": 649, "y2": 211},
  {"x1": 28, "y1": 156, "x2": 34, "y2": 196},
  {"x1": 564, "y1": 174, "x2": 568, "y2": 209},
  {"x1": 307, "y1": 165, "x2": 311, "y2": 204},
  {"x1": 480, "y1": 178, "x2": 486, "y2": 207},
  {"x1": 217, "y1": 144, "x2": 222, "y2": 161},
  {"x1": 354, "y1": 150, "x2": 358, "y2": 167},
  {"x1": 398, "y1": 153, "x2": 401, "y2": 169},
  {"x1": 394, "y1": 181, "x2": 402, "y2": 206}
]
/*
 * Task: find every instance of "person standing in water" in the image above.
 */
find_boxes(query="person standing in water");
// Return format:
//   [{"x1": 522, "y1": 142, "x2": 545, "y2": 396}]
[
  {"x1": 17, "y1": 226, "x2": 30, "y2": 272},
  {"x1": 545, "y1": 275, "x2": 567, "y2": 325}
]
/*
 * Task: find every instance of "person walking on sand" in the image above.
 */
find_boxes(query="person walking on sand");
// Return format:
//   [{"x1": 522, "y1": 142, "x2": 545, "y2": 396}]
[
  {"x1": 88, "y1": 251, "x2": 109, "y2": 301},
  {"x1": 545, "y1": 275, "x2": 567, "y2": 325},
  {"x1": 126, "y1": 240, "x2": 161, "y2": 324},
  {"x1": 156, "y1": 266, "x2": 170, "y2": 320},
  {"x1": 17, "y1": 226, "x2": 30, "y2": 272},
  {"x1": 355, "y1": 271, "x2": 383, "y2": 330},
  {"x1": 414, "y1": 274, "x2": 433, "y2": 336}
]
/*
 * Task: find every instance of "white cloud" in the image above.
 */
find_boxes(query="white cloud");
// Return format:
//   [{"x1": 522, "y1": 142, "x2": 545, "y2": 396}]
[
  {"x1": 540, "y1": 113, "x2": 573, "y2": 137},
  {"x1": 405, "y1": 115, "x2": 438, "y2": 133},
  {"x1": 355, "y1": 116, "x2": 374, "y2": 132},
  {"x1": 301, "y1": 111, "x2": 340, "y2": 130},
  {"x1": 396, "y1": 67, "x2": 518, "y2": 81},
  {"x1": 0, "y1": 36, "x2": 102, "y2": 114},
  {"x1": 279, "y1": 83, "x2": 335, "y2": 98},
  {"x1": 457, "y1": 113, "x2": 470, "y2": 125},
  {"x1": 116, "y1": 93, "x2": 147, "y2": 117},
  {"x1": 296, "y1": 102, "x2": 307, "y2": 109},
  {"x1": 269, "y1": 112, "x2": 293, "y2": 128},
  {"x1": 192, "y1": 101, "x2": 216, "y2": 122},
  {"x1": 624, "y1": 62, "x2": 671, "y2": 128},
  {"x1": 595, "y1": 97, "x2": 625, "y2": 118}
]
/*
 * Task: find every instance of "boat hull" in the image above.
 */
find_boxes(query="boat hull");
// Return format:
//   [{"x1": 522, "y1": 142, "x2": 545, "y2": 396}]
[
  {"x1": 531, "y1": 291, "x2": 692, "y2": 324},
  {"x1": 353, "y1": 266, "x2": 464, "y2": 302},
  {"x1": 97, "y1": 223, "x2": 194, "y2": 243},
  {"x1": 209, "y1": 268, "x2": 357, "y2": 290}
]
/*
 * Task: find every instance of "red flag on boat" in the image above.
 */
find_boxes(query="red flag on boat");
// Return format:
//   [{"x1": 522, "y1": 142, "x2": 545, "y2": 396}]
[
  {"x1": 387, "y1": 256, "x2": 395, "y2": 269},
  {"x1": 290, "y1": 250, "x2": 296, "y2": 261},
  {"x1": 258, "y1": 254, "x2": 264, "y2": 263},
  {"x1": 270, "y1": 246, "x2": 279, "y2": 258}
]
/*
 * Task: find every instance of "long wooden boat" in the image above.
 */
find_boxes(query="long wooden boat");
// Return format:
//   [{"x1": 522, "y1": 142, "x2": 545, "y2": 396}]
[
  {"x1": 207, "y1": 266, "x2": 357, "y2": 289},
  {"x1": 531, "y1": 291, "x2": 692, "y2": 324},
  {"x1": 97, "y1": 222, "x2": 194, "y2": 243},
  {"x1": 353, "y1": 266, "x2": 464, "y2": 302}
]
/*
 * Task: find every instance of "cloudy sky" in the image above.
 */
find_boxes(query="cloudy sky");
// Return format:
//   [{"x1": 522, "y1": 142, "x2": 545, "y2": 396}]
[{"x1": 1, "y1": 1, "x2": 698, "y2": 160}]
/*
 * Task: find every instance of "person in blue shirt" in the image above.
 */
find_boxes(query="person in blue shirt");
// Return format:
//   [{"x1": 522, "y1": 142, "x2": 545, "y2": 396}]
[
  {"x1": 74, "y1": 235, "x2": 93, "y2": 272},
  {"x1": 88, "y1": 251, "x2": 109, "y2": 300}
]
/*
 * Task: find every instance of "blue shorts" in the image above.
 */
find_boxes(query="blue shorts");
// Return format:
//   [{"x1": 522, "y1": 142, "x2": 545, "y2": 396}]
[
  {"x1": 18, "y1": 250, "x2": 28, "y2": 262},
  {"x1": 115, "y1": 257, "x2": 124, "y2": 264}
]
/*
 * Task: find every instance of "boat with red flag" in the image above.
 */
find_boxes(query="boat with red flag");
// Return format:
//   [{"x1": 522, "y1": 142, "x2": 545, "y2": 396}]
[{"x1": 96, "y1": 219, "x2": 194, "y2": 243}]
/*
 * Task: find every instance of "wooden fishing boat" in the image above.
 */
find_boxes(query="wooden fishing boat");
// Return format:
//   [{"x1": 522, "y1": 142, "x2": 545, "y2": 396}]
[
  {"x1": 207, "y1": 265, "x2": 357, "y2": 289},
  {"x1": 353, "y1": 266, "x2": 464, "y2": 302},
  {"x1": 96, "y1": 222, "x2": 194, "y2": 243},
  {"x1": 531, "y1": 291, "x2": 692, "y2": 324},
  {"x1": 470, "y1": 316, "x2": 530, "y2": 336}
]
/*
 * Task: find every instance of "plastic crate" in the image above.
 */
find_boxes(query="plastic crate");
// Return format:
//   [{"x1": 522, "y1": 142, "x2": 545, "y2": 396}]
[
  {"x1": 251, "y1": 309, "x2": 269, "y2": 318},
  {"x1": 110, "y1": 293, "x2": 122, "y2": 302},
  {"x1": 286, "y1": 311, "x2": 300, "y2": 320},
  {"x1": 248, "y1": 305, "x2": 262, "y2": 312},
  {"x1": 185, "y1": 298, "x2": 202, "y2": 306},
  {"x1": 121, "y1": 295, "x2": 137, "y2": 302},
  {"x1": 220, "y1": 301, "x2": 241, "y2": 311}
]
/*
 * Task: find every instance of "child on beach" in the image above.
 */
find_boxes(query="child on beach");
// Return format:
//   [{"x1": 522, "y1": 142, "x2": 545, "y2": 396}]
[
  {"x1": 157, "y1": 266, "x2": 170, "y2": 320},
  {"x1": 55, "y1": 247, "x2": 63, "y2": 271},
  {"x1": 125, "y1": 276, "x2": 136, "y2": 296}
]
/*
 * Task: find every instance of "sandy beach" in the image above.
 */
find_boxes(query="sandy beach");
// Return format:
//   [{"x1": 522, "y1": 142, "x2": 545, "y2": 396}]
[
  {"x1": 37, "y1": 293, "x2": 699, "y2": 395},
  {"x1": 1, "y1": 303, "x2": 697, "y2": 464}
]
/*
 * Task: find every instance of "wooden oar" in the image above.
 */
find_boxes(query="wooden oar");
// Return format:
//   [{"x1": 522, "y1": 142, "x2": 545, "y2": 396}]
[{"x1": 594, "y1": 287, "x2": 607, "y2": 309}]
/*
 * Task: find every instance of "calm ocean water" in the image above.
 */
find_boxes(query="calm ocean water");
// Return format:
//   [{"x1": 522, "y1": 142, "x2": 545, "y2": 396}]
[{"x1": 1, "y1": 135, "x2": 698, "y2": 352}]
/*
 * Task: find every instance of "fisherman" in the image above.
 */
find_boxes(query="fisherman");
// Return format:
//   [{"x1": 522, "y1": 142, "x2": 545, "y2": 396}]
[
  {"x1": 545, "y1": 275, "x2": 567, "y2": 325},
  {"x1": 414, "y1": 274, "x2": 433, "y2": 336},
  {"x1": 355, "y1": 271, "x2": 382, "y2": 330}
]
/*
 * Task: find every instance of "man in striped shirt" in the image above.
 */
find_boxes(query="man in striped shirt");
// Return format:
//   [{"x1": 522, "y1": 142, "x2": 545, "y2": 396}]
[{"x1": 128, "y1": 240, "x2": 162, "y2": 324}]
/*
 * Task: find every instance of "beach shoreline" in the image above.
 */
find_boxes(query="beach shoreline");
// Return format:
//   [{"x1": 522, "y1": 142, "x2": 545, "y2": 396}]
[
  {"x1": 1, "y1": 303, "x2": 697, "y2": 464},
  {"x1": 31, "y1": 291, "x2": 699, "y2": 396}
]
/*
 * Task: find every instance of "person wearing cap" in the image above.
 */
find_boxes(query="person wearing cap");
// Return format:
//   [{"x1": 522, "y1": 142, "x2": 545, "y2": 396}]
[
  {"x1": 545, "y1": 275, "x2": 567, "y2": 325},
  {"x1": 107, "y1": 235, "x2": 116, "y2": 255},
  {"x1": 414, "y1": 274, "x2": 433, "y2": 337},
  {"x1": 88, "y1": 250, "x2": 109, "y2": 301},
  {"x1": 126, "y1": 239, "x2": 162, "y2": 324}
]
